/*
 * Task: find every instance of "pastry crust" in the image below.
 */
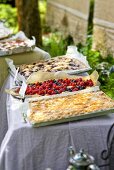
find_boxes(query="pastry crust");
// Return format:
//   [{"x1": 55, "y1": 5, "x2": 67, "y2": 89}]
[
  {"x1": 28, "y1": 91, "x2": 114, "y2": 124},
  {"x1": 0, "y1": 39, "x2": 28, "y2": 51},
  {"x1": 19, "y1": 56, "x2": 87, "y2": 79}
]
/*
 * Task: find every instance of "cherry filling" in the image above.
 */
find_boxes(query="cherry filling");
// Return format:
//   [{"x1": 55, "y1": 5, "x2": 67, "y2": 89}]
[{"x1": 15, "y1": 78, "x2": 94, "y2": 96}]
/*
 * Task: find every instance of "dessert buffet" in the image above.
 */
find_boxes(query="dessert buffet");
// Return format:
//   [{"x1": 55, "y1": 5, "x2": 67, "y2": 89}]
[
  {"x1": 5, "y1": 45, "x2": 114, "y2": 127},
  {"x1": 0, "y1": 17, "x2": 114, "y2": 170}
]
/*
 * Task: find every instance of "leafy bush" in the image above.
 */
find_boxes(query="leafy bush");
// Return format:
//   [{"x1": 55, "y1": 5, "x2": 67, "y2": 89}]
[
  {"x1": 0, "y1": 0, "x2": 12, "y2": 3},
  {"x1": 0, "y1": 4, "x2": 18, "y2": 33},
  {"x1": 42, "y1": 32, "x2": 68, "y2": 57},
  {"x1": 78, "y1": 37, "x2": 114, "y2": 99},
  {"x1": 0, "y1": 0, "x2": 46, "y2": 33}
]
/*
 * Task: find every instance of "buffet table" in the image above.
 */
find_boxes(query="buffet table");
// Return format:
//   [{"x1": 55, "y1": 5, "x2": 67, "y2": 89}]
[
  {"x1": 0, "y1": 47, "x2": 50, "y2": 88},
  {"x1": 0, "y1": 75, "x2": 114, "y2": 170}
]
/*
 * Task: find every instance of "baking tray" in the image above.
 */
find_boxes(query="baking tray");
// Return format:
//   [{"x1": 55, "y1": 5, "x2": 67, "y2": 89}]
[
  {"x1": 30, "y1": 107, "x2": 114, "y2": 127},
  {"x1": 65, "y1": 67, "x2": 92, "y2": 74},
  {"x1": 0, "y1": 31, "x2": 35, "y2": 57},
  {"x1": 5, "y1": 86, "x2": 100, "y2": 100},
  {"x1": 18, "y1": 55, "x2": 92, "y2": 79},
  {"x1": 0, "y1": 41, "x2": 35, "y2": 57},
  {"x1": 27, "y1": 90, "x2": 114, "y2": 127}
]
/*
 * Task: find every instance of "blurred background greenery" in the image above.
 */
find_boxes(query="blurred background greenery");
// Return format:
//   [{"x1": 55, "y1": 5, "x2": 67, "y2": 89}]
[
  {"x1": 0, "y1": 0, "x2": 114, "y2": 98},
  {"x1": 0, "y1": 3, "x2": 17, "y2": 32}
]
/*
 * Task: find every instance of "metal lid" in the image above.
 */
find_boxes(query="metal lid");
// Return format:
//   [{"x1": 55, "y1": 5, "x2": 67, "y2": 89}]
[{"x1": 69, "y1": 148, "x2": 95, "y2": 167}]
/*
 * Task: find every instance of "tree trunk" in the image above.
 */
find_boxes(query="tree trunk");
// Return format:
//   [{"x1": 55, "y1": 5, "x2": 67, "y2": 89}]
[{"x1": 15, "y1": 0, "x2": 42, "y2": 47}]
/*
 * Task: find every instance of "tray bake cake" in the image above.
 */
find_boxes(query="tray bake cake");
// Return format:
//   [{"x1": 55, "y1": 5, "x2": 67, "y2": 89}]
[
  {"x1": 13, "y1": 78, "x2": 94, "y2": 96},
  {"x1": 0, "y1": 39, "x2": 29, "y2": 51},
  {"x1": 19, "y1": 56, "x2": 90, "y2": 79},
  {"x1": 0, "y1": 39, "x2": 35, "y2": 56},
  {"x1": 28, "y1": 91, "x2": 114, "y2": 126}
]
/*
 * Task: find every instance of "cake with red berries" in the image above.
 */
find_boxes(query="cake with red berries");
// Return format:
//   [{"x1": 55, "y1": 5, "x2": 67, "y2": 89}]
[
  {"x1": 6, "y1": 77, "x2": 96, "y2": 98},
  {"x1": 19, "y1": 55, "x2": 90, "y2": 79},
  {"x1": 25, "y1": 78, "x2": 94, "y2": 96},
  {"x1": 28, "y1": 91, "x2": 114, "y2": 126}
]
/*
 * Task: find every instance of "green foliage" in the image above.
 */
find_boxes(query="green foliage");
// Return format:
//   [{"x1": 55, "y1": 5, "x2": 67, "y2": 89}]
[
  {"x1": 77, "y1": 36, "x2": 114, "y2": 99},
  {"x1": 39, "y1": 0, "x2": 46, "y2": 14},
  {"x1": 101, "y1": 73, "x2": 114, "y2": 99},
  {"x1": 42, "y1": 32, "x2": 68, "y2": 57},
  {"x1": 0, "y1": 0, "x2": 46, "y2": 33},
  {"x1": 0, "y1": 0, "x2": 12, "y2": 3},
  {"x1": 0, "y1": 4, "x2": 18, "y2": 33},
  {"x1": 77, "y1": 45, "x2": 101, "y2": 70}
]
